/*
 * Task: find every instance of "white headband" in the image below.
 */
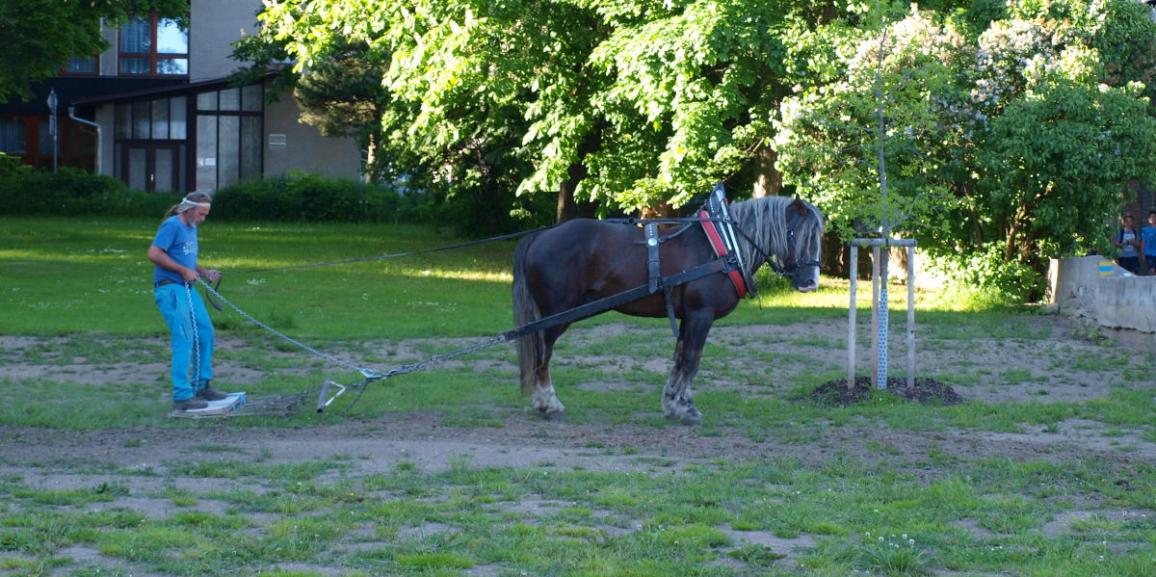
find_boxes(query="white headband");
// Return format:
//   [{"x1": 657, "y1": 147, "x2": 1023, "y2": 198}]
[{"x1": 177, "y1": 198, "x2": 211, "y2": 213}]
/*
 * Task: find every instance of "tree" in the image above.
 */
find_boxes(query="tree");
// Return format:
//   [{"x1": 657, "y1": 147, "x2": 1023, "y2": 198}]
[
  {"x1": 775, "y1": 1, "x2": 1156, "y2": 299},
  {"x1": 234, "y1": 36, "x2": 395, "y2": 184},
  {"x1": 251, "y1": 0, "x2": 858, "y2": 221},
  {"x1": 0, "y1": 0, "x2": 188, "y2": 102},
  {"x1": 251, "y1": 0, "x2": 603, "y2": 228}
]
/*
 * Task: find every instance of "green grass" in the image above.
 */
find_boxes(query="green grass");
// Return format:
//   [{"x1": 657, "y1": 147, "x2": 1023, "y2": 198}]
[
  {"x1": 0, "y1": 217, "x2": 518, "y2": 338},
  {"x1": 1, "y1": 216, "x2": 1154, "y2": 577}
]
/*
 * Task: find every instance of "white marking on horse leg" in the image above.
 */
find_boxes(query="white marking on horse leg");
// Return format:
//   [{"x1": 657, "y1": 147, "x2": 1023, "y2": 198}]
[
  {"x1": 531, "y1": 369, "x2": 565, "y2": 418},
  {"x1": 662, "y1": 370, "x2": 701, "y2": 425}
]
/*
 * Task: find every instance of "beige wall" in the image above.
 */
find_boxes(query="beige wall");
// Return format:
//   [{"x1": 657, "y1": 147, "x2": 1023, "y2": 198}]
[
  {"x1": 189, "y1": 0, "x2": 263, "y2": 81},
  {"x1": 263, "y1": 89, "x2": 362, "y2": 180},
  {"x1": 93, "y1": 105, "x2": 116, "y2": 176},
  {"x1": 98, "y1": 25, "x2": 118, "y2": 76}
]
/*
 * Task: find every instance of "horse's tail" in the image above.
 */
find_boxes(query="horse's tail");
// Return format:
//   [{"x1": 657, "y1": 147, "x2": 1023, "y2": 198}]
[{"x1": 512, "y1": 232, "x2": 544, "y2": 395}]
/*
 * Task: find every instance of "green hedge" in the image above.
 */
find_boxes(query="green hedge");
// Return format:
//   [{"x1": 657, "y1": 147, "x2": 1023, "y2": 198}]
[
  {"x1": 210, "y1": 172, "x2": 433, "y2": 223},
  {"x1": 0, "y1": 158, "x2": 547, "y2": 233},
  {"x1": 0, "y1": 156, "x2": 176, "y2": 217},
  {"x1": 0, "y1": 158, "x2": 431, "y2": 223}
]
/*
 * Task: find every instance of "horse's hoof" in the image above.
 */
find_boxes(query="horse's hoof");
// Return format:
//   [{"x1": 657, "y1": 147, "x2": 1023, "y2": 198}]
[
  {"x1": 534, "y1": 405, "x2": 565, "y2": 421},
  {"x1": 664, "y1": 404, "x2": 702, "y2": 425},
  {"x1": 680, "y1": 407, "x2": 703, "y2": 426}
]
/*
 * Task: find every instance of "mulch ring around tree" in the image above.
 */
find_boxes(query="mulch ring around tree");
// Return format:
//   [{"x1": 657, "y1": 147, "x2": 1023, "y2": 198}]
[{"x1": 811, "y1": 377, "x2": 962, "y2": 407}]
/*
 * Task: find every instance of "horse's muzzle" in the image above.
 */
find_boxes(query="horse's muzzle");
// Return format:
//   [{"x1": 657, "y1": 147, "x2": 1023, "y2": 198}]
[{"x1": 792, "y1": 267, "x2": 820, "y2": 293}]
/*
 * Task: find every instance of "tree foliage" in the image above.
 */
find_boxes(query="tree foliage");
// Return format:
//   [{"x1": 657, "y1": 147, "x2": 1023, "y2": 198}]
[
  {"x1": 241, "y1": 0, "x2": 1156, "y2": 297},
  {"x1": 0, "y1": 0, "x2": 188, "y2": 102}
]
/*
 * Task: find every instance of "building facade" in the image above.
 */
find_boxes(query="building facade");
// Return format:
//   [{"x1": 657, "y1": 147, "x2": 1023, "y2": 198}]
[{"x1": 0, "y1": 0, "x2": 360, "y2": 193}]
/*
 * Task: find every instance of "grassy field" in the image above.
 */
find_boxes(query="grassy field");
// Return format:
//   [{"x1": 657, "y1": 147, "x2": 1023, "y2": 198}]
[{"x1": 1, "y1": 216, "x2": 1154, "y2": 577}]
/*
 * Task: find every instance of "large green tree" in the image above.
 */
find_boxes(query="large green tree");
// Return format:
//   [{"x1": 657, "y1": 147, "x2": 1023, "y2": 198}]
[
  {"x1": 0, "y1": 0, "x2": 188, "y2": 102},
  {"x1": 775, "y1": 1, "x2": 1156, "y2": 298},
  {"x1": 251, "y1": 0, "x2": 857, "y2": 220},
  {"x1": 247, "y1": 0, "x2": 1156, "y2": 299}
]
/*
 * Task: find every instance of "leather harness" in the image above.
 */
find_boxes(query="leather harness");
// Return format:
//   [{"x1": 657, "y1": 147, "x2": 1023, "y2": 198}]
[{"x1": 641, "y1": 184, "x2": 754, "y2": 335}]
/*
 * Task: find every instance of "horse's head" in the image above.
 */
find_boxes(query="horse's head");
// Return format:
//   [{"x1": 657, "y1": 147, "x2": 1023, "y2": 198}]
[
  {"x1": 727, "y1": 195, "x2": 824, "y2": 294},
  {"x1": 783, "y1": 197, "x2": 823, "y2": 293}
]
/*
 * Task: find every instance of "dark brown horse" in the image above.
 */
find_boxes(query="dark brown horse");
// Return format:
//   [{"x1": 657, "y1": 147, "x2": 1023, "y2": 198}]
[{"x1": 512, "y1": 195, "x2": 824, "y2": 424}]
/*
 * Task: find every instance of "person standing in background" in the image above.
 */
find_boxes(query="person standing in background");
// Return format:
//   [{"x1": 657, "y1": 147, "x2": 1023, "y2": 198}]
[
  {"x1": 1114, "y1": 214, "x2": 1141, "y2": 274},
  {"x1": 1141, "y1": 210, "x2": 1156, "y2": 275}
]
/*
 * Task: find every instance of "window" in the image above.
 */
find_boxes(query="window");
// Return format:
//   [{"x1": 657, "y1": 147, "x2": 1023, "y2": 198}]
[
  {"x1": 63, "y1": 56, "x2": 99, "y2": 75},
  {"x1": 115, "y1": 97, "x2": 188, "y2": 142},
  {"x1": 0, "y1": 118, "x2": 27, "y2": 155},
  {"x1": 113, "y1": 97, "x2": 190, "y2": 192},
  {"x1": 195, "y1": 85, "x2": 263, "y2": 191},
  {"x1": 119, "y1": 15, "x2": 188, "y2": 77}
]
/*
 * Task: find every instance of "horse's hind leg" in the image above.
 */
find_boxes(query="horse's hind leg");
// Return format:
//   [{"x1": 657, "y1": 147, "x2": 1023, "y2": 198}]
[
  {"x1": 663, "y1": 315, "x2": 711, "y2": 425},
  {"x1": 530, "y1": 326, "x2": 567, "y2": 419}
]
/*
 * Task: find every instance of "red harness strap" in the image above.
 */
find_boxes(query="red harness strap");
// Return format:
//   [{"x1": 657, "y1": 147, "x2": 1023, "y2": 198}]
[{"x1": 697, "y1": 210, "x2": 748, "y2": 298}]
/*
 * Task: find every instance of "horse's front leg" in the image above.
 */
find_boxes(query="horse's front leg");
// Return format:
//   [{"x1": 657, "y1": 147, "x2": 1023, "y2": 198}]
[{"x1": 662, "y1": 314, "x2": 712, "y2": 425}]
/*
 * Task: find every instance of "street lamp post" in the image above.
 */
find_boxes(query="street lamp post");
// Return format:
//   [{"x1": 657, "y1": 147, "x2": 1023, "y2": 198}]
[{"x1": 46, "y1": 89, "x2": 58, "y2": 172}]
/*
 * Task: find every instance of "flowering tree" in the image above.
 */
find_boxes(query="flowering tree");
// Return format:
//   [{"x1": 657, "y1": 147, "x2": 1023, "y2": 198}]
[{"x1": 775, "y1": 1, "x2": 1156, "y2": 298}]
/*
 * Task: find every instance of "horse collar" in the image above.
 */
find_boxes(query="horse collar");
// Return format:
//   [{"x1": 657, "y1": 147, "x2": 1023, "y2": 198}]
[{"x1": 697, "y1": 210, "x2": 750, "y2": 298}]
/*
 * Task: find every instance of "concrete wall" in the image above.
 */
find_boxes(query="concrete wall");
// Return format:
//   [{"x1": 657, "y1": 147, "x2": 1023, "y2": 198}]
[
  {"x1": 93, "y1": 105, "x2": 115, "y2": 177},
  {"x1": 1048, "y1": 256, "x2": 1156, "y2": 333},
  {"x1": 189, "y1": 0, "x2": 263, "y2": 81},
  {"x1": 263, "y1": 92, "x2": 362, "y2": 180}
]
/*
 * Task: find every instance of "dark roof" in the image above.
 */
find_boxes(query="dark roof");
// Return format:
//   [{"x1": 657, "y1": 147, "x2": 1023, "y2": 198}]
[
  {"x1": 0, "y1": 77, "x2": 187, "y2": 114},
  {"x1": 70, "y1": 76, "x2": 247, "y2": 106}
]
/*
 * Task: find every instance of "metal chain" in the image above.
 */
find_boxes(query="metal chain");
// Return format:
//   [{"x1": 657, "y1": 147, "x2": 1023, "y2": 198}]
[
  {"x1": 197, "y1": 279, "x2": 376, "y2": 378},
  {"x1": 375, "y1": 334, "x2": 510, "y2": 379},
  {"x1": 196, "y1": 279, "x2": 512, "y2": 383}
]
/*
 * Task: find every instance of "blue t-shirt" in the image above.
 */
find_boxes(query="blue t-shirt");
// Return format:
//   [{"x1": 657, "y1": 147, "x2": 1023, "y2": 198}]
[
  {"x1": 1142, "y1": 225, "x2": 1156, "y2": 257},
  {"x1": 152, "y1": 215, "x2": 198, "y2": 285}
]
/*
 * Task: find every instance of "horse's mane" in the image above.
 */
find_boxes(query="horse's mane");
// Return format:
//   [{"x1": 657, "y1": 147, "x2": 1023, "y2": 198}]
[{"x1": 727, "y1": 196, "x2": 824, "y2": 276}]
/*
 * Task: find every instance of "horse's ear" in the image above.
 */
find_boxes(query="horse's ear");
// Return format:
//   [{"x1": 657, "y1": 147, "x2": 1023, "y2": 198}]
[{"x1": 788, "y1": 195, "x2": 807, "y2": 215}]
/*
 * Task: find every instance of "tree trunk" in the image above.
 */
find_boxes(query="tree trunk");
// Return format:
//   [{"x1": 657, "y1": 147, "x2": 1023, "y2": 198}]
[
  {"x1": 640, "y1": 203, "x2": 676, "y2": 219},
  {"x1": 364, "y1": 132, "x2": 381, "y2": 184},
  {"x1": 556, "y1": 129, "x2": 601, "y2": 223},
  {"x1": 752, "y1": 146, "x2": 782, "y2": 198}
]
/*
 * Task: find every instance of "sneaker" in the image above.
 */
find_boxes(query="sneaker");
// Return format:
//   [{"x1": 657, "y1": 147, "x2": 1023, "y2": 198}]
[
  {"x1": 173, "y1": 397, "x2": 209, "y2": 411},
  {"x1": 196, "y1": 386, "x2": 229, "y2": 401}
]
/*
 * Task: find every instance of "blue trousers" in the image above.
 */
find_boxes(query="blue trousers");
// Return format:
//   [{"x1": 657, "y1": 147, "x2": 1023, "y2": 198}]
[{"x1": 154, "y1": 284, "x2": 214, "y2": 401}]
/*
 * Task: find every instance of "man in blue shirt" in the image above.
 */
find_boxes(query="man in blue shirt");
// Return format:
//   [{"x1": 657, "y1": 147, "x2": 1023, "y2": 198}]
[
  {"x1": 147, "y1": 192, "x2": 228, "y2": 411},
  {"x1": 1142, "y1": 210, "x2": 1156, "y2": 275}
]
